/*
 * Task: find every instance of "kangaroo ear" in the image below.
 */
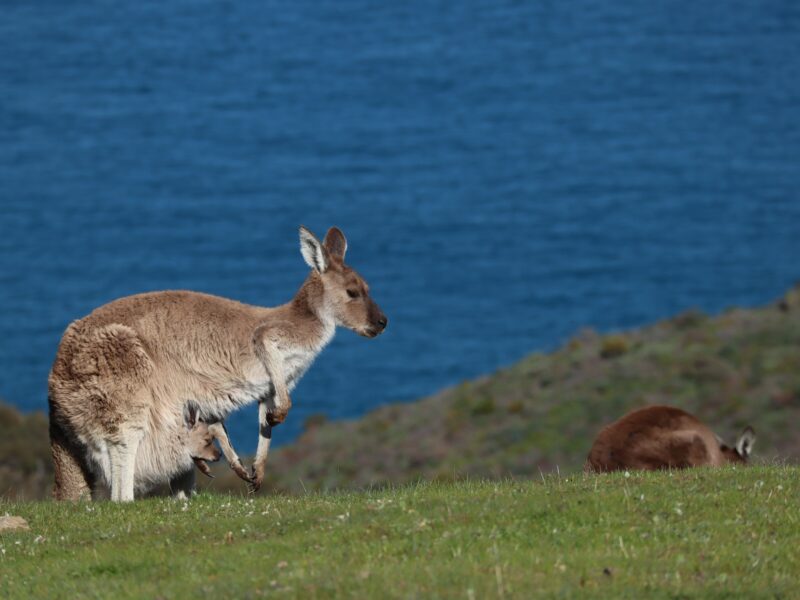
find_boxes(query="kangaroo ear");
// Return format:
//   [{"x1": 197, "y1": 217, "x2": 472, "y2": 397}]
[
  {"x1": 299, "y1": 226, "x2": 328, "y2": 273},
  {"x1": 736, "y1": 426, "x2": 756, "y2": 458},
  {"x1": 323, "y1": 227, "x2": 347, "y2": 260}
]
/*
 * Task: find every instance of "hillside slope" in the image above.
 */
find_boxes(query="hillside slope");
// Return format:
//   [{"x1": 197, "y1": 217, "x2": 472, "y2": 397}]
[
  {"x1": 205, "y1": 286, "x2": 800, "y2": 495},
  {"x1": 0, "y1": 403, "x2": 50, "y2": 500},
  {"x1": 1, "y1": 286, "x2": 799, "y2": 499}
]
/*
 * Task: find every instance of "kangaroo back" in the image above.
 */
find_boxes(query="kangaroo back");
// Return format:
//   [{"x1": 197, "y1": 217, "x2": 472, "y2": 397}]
[{"x1": 585, "y1": 405, "x2": 748, "y2": 473}]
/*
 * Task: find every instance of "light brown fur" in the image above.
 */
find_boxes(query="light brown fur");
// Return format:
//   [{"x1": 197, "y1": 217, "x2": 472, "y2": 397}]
[
  {"x1": 585, "y1": 405, "x2": 755, "y2": 473},
  {"x1": 49, "y1": 226, "x2": 386, "y2": 501}
]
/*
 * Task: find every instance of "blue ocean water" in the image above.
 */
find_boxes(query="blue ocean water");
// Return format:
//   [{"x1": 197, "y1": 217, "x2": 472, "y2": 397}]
[{"x1": 1, "y1": 1, "x2": 799, "y2": 451}]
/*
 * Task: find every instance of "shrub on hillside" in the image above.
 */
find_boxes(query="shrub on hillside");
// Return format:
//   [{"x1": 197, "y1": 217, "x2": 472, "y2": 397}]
[
  {"x1": 0, "y1": 400, "x2": 52, "y2": 500},
  {"x1": 599, "y1": 335, "x2": 629, "y2": 359},
  {"x1": 471, "y1": 396, "x2": 495, "y2": 416}
]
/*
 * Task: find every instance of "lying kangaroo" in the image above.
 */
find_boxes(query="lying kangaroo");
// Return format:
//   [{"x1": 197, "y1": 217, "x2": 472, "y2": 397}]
[
  {"x1": 585, "y1": 405, "x2": 755, "y2": 473},
  {"x1": 49, "y1": 226, "x2": 387, "y2": 501}
]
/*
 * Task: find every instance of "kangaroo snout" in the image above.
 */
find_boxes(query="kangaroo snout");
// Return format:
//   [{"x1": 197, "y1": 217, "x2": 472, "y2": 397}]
[
  {"x1": 361, "y1": 300, "x2": 388, "y2": 337},
  {"x1": 193, "y1": 445, "x2": 222, "y2": 463},
  {"x1": 363, "y1": 314, "x2": 388, "y2": 338}
]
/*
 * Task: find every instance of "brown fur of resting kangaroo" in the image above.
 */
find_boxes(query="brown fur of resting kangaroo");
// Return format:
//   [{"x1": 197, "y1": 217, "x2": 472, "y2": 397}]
[{"x1": 585, "y1": 405, "x2": 755, "y2": 473}]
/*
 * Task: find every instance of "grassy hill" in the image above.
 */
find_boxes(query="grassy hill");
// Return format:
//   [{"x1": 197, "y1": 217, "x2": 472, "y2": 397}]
[
  {"x1": 1, "y1": 467, "x2": 798, "y2": 598},
  {"x1": 1, "y1": 285, "x2": 799, "y2": 499},
  {"x1": 1, "y1": 290, "x2": 798, "y2": 597},
  {"x1": 203, "y1": 285, "x2": 800, "y2": 495}
]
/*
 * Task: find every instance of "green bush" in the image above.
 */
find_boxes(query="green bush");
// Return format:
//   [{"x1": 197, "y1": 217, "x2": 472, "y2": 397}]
[
  {"x1": 470, "y1": 396, "x2": 495, "y2": 416},
  {"x1": 599, "y1": 335, "x2": 629, "y2": 359}
]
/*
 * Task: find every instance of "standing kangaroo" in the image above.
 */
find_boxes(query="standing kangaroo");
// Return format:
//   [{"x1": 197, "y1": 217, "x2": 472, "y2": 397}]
[{"x1": 49, "y1": 226, "x2": 387, "y2": 501}]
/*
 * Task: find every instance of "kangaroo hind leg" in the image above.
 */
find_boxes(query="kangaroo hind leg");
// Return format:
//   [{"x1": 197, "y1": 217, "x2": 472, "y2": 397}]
[{"x1": 50, "y1": 419, "x2": 94, "y2": 501}]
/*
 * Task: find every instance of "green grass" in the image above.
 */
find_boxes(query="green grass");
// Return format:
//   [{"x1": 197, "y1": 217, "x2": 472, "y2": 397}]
[{"x1": 2, "y1": 466, "x2": 798, "y2": 599}]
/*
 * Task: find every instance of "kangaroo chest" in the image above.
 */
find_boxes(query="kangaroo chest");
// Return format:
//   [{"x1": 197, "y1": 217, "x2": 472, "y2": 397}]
[
  {"x1": 217, "y1": 331, "x2": 334, "y2": 415},
  {"x1": 282, "y1": 348, "x2": 318, "y2": 388},
  {"x1": 230, "y1": 351, "x2": 313, "y2": 401}
]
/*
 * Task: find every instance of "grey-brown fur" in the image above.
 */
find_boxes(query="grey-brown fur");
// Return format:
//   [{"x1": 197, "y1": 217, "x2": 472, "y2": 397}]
[{"x1": 49, "y1": 226, "x2": 387, "y2": 501}]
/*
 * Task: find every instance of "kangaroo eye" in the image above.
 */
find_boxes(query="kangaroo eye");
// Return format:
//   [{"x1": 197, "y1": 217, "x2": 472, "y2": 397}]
[{"x1": 347, "y1": 289, "x2": 360, "y2": 299}]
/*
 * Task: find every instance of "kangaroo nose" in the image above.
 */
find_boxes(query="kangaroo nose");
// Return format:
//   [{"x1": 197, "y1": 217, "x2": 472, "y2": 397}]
[{"x1": 378, "y1": 316, "x2": 388, "y2": 330}]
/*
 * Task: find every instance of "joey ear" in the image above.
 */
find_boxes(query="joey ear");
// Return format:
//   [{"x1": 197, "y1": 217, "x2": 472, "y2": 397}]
[
  {"x1": 299, "y1": 226, "x2": 328, "y2": 273},
  {"x1": 736, "y1": 426, "x2": 756, "y2": 458},
  {"x1": 184, "y1": 403, "x2": 198, "y2": 428},
  {"x1": 323, "y1": 227, "x2": 347, "y2": 260}
]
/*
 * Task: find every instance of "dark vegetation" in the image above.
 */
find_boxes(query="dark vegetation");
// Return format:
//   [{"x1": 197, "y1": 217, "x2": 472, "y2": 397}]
[
  {"x1": 2, "y1": 285, "x2": 799, "y2": 500},
  {"x1": 0, "y1": 403, "x2": 51, "y2": 500}
]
